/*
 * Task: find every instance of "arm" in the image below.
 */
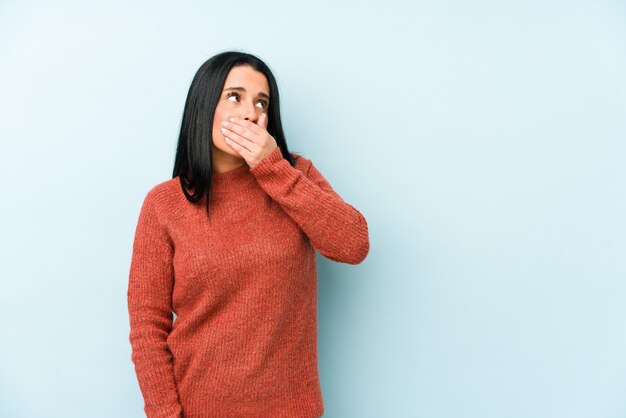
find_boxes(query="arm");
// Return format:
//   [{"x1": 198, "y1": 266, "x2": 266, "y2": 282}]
[
  {"x1": 127, "y1": 190, "x2": 183, "y2": 418},
  {"x1": 250, "y1": 147, "x2": 370, "y2": 264}
]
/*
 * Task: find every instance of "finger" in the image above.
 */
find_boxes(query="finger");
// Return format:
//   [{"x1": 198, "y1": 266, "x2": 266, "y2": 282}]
[
  {"x1": 221, "y1": 125, "x2": 255, "y2": 149},
  {"x1": 257, "y1": 112, "x2": 268, "y2": 129},
  {"x1": 223, "y1": 135, "x2": 254, "y2": 160},
  {"x1": 223, "y1": 120, "x2": 258, "y2": 143},
  {"x1": 228, "y1": 117, "x2": 263, "y2": 136}
]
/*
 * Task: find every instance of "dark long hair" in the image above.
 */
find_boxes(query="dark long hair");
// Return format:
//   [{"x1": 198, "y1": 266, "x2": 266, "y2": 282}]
[{"x1": 172, "y1": 50, "x2": 297, "y2": 223}]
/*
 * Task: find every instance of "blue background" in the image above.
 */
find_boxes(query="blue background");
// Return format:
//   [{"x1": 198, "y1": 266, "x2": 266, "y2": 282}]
[{"x1": 1, "y1": 1, "x2": 625, "y2": 417}]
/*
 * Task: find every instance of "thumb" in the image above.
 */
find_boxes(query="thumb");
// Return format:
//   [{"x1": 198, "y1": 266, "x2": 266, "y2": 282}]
[{"x1": 258, "y1": 112, "x2": 268, "y2": 129}]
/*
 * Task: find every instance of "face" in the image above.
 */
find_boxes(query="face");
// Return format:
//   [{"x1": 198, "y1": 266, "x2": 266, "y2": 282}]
[{"x1": 211, "y1": 65, "x2": 271, "y2": 161}]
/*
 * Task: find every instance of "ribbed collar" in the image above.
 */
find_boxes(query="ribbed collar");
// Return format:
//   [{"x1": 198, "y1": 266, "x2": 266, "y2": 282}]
[{"x1": 210, "y1": 162, "x2": 257, "y2": 193}]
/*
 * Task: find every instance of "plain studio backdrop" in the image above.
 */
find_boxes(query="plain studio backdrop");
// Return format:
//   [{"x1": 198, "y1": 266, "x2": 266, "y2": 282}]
[{"x1": 1, "y1": 1, "x2": 625, "y2": 417}]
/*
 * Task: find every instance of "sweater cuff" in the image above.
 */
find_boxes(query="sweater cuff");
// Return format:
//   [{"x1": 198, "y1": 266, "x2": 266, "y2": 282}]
[
  {"x1": 250, "y1": 146, "x2": 286, "y2": 176},
  {"x1": 249, "y1": 146, "x2": 298, "y2": 194}
]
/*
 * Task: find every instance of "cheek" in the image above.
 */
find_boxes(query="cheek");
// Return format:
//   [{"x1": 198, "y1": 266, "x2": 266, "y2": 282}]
[
  {"x1": 213, "y1": 110, "x2": 223, "y2": 126},
  {"x1": 213, "y1": 112, "x2": 228, "y2": 137}
]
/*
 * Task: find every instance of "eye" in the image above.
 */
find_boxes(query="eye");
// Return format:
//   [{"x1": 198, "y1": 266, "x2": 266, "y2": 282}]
[
  {"x1": 226, "y1": 92, "x2": 239, "y2": 102},
  {"x1": 226, "y1": 92, "x2": 268, "y2": 109}
]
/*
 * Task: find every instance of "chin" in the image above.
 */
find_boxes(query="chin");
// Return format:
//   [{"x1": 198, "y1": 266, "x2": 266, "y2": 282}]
[{"x1": 214, "y1": 139, "x2": 242, "y2": 158}]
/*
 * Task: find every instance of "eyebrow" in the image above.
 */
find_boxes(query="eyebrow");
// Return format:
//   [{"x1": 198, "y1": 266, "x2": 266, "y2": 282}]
[{"x1": 224, "y1": 86, "x2": 270, "y2": 100}]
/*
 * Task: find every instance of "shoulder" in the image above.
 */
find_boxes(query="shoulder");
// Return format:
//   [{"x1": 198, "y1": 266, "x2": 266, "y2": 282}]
[
  {"x1": 290, "y1": 151, "x2": 313, "y2": 173},
  {"x1": 145, "y1": 177, "x2": 178, "y2": 199},
  {"x1": 141, "y1": 177, "x2": 180, "y2": 215}
]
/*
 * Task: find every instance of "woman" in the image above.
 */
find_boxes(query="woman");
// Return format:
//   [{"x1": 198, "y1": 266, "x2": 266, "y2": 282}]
[{"x1": 127, "y1": 50, "x2": 370, "y2": 418}]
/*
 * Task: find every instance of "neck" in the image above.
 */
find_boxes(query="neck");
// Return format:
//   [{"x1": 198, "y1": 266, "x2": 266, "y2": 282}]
[{"x1": 210, "y1": 161, "x2": 255, "y2": 193}]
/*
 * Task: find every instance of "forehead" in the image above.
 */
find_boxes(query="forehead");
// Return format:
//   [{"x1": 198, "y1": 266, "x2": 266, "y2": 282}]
[{"x1": 223, "y1": 65, "x2": 270, "y2": 93}]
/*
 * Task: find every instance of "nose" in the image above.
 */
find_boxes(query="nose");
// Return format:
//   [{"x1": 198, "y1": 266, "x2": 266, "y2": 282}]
[{"x1": 241, "y1": 101, "x2": 257, "y2": 122}]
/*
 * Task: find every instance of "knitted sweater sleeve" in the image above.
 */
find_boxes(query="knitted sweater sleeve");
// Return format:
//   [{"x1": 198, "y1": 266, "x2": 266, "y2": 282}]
[
  {"x1": 250, "y1": 146, "x2": 370, "y2": 264},
  {"x1": 127, "y1": 190, "x2": 183, "y2": 418}
]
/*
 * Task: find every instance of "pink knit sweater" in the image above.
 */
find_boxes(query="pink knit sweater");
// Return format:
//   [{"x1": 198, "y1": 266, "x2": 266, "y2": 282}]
[{"x1": 127, "y1": 146, "x2": 369, "y2": 417}]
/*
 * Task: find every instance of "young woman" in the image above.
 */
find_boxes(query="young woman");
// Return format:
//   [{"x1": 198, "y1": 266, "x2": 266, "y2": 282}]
[{"x1": 127, "y1": 50, "x2": 370, "y2": 418}]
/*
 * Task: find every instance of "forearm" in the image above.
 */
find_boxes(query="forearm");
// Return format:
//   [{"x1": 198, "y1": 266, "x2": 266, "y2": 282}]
[{"x1": 250, "y1": 148, "x2": 370, "y2": 264}]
